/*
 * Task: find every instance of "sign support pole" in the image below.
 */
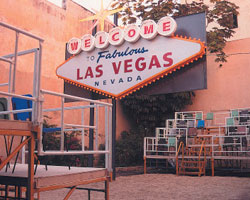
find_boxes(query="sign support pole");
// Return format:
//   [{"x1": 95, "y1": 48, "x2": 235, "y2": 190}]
[
  {"x1": 88, "y1": 102, "x2": 94, "y2": 167},
  {"x1": 111, "y1": 13, "x2": 118, "y2": 181},
  {"x1": 87, "y1": 23, "x2": 97, "y2": 167},
  {"x1": 112, "y1": 98, "x2": 116, "y2": 180}
]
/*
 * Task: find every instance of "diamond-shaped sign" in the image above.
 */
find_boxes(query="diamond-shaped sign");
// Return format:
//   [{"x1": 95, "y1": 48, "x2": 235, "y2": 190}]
[{"x1": 56, "y1": 36, "x2": 205, "y2": 99}]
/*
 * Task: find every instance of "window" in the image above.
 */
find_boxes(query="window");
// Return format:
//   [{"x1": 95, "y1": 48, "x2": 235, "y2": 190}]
[{"x1": 233, "y1": 14, "x2": 238, "y2": 29}]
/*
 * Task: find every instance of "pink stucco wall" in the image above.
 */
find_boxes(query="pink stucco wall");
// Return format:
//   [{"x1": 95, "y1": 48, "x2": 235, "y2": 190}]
[
  {"x1": 0, "y1": 0, "x2": 128, "y2": 145},
  {"x1": 180, "y1": 0, "x2": 250, "y2": 114},
  {"x1": 186, "y1": 38, "x2": 250, "y2": 113},
  {"x1": 0, "y1": 0, "x2": 94, "y2": 95}
]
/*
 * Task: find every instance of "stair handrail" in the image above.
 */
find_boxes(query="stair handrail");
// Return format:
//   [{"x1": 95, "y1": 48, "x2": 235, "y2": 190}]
[
  {"x1": 198, "y1": 140, "x2": 206, "y2": 174},
  {"x1": 198, "y1": 140, "x2": 205, "y2": 160},
  {"x1": 176, "y1": 141, "x2": 184, "y2": 175}
]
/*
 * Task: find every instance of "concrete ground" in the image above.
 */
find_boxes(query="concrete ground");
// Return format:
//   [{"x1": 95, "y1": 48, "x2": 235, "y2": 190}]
[{"x1": 40, "y1": 173, "x2": 250, "y2": 200}]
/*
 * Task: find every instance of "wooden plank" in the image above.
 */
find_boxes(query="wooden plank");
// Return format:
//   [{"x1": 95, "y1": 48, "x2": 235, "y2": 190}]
[
  {"x1": 0, "y1": 130, "x2": 33, "y2": 136},
  {"x1": 0, "y1": 119, "x2": 38, "y2": 132},
  {"x1": 0, "y1": 164, "x2": 108, "y2": 190},
  {"x1": 37, "y1": 177, "x2": 108, "y2": 192}
]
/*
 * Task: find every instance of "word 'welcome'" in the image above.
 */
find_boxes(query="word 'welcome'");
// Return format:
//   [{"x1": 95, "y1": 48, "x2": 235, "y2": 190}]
[{"x1": 67, "y1": 16, "x2": 177, "y2": 55}]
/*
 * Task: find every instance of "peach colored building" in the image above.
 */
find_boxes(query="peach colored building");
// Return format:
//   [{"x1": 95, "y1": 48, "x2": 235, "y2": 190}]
[
  {"x1": 185, "y1": 0, "x2": 250, "y2": 113},
  {"x1": 0, "y1": 0, "x2": 131, "y2": 139}
]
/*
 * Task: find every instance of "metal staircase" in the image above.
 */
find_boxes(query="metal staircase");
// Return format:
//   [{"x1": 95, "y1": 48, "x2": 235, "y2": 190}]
[{"x1": 176, "y1": 141, "x2": 207, "y2": 176}]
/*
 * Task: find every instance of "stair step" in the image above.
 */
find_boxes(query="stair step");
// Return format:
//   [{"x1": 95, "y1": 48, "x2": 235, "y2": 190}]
[
  {"x1": 185, "y1": 171, "x2": 204, "y2": 175},
  {"x1": 188, "y1": 145, "x2": 213, "y2": 147},
  {"x1": 189, "y1": 146, "x2": 203, "y2": 148},
  {"x1": 182, "y1": 160, "x2": 199, "y2": 164},
  {"x1": 177, "y1": 140, "x2": 207, "y2": 176},
  {"x1": 179, "y1": 156, "x2": 206, "y2": 159},
  {"x1": 181, "y1": 166, "x2": 200, "y2": 169},
  {"x1": 182, "y1": 163, "x2": 200, "y2": 166},
  {"x1": 188, "y1": 154, "x2": 204, "y2": 157},
  {"x1": 182, "y1": 159, "x2": 199, "y2": 163},
  {"x1": 189, "y1": 151, "x2": 201, "y2": 154},
  {"x1": 178, "y1": 171, "x2": 203, "y2": 175}
]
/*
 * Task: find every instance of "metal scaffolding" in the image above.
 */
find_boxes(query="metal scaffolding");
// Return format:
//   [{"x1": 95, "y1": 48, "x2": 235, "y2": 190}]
[{"x1": 0, "y1": 21, "x2": 112, "y2": 200}]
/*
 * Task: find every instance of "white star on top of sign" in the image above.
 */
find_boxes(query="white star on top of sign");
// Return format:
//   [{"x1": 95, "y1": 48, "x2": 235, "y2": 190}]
[{"x1": 79, "y1": 0, "x2": 123, "y2": 31}]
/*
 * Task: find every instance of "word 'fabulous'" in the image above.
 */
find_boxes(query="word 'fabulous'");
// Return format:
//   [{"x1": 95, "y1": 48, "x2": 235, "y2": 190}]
[{"x1": 96, "y1": 46, "x2": 148, "y2": 63}]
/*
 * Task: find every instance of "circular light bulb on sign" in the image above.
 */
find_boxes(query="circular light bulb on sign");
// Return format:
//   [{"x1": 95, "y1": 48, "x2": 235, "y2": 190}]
[
  {"x1": 157, "y1": 16, "x2": 177, "y2": 36},
  {"x1": 140, "y1": 19, "x2": 158, "y2": 40},
  {"x1": 81, "y1": 34, "x2": 95, "y2": 52},
  {"x1": 124, "y1": 24, "x2": 140, "y2": 43},
  {"x1": 95, "y1": 31, "x2": 109, "y2": 49},
  {"x1": 109, "y1": 27, "x2": 124, "y2": 46},
  {"x1": 67, "y1": 38, "x2": 82, "y2": 55}
]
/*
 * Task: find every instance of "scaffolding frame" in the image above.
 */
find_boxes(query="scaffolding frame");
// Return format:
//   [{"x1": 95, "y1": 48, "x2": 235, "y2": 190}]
[
  {"x1": 144, "y1": 109, "x2": 250, "y2": 176},
  {"x1": 0, "y1": 21, "x2": 112, "y2": 200}
]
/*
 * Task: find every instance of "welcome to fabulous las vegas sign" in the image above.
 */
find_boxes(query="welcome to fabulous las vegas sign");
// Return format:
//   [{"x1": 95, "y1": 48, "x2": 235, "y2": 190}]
[{"x1": 56, "y1": 16, "x2": 206, "y2": 99}]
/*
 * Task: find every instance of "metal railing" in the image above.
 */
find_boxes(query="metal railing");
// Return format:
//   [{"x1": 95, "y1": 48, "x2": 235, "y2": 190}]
[
  {"x1": 144, "y1": 136, "x2": 178, "y2": 155},
  {"x1": 175, "y1": 111, "x2": 203, "y2": 120},
  {"x1": 212, "y1": 135, "x2": 250, "y2": 156},
  {"x1": 0, "y1": 21, "x2": 113, "y2": 171},
  {"x1": 175, "y1": 141, "x2": 184, "y2": 175},
  {"x1": 39, "y1": 90, "x2": 112, "y2": 156},
  {"x1": 0, "y1": 21, "x2": 43, "y2": 124}
]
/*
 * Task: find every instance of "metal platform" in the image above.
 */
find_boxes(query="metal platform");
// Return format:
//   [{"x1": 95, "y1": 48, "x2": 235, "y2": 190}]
[{"x1": 0, "y1": 164, "x2": 109, "y2": 199}]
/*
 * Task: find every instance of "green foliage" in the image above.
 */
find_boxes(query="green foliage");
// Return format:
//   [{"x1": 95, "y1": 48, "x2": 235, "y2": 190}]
[
  {"x1": 112, "y1": 0, "x2": 239, "y2": 63},
  {"x1": 121, "y1": 92, "x2": 194, "y2": 135},
  {"x1": 39, "y1": 131, "x2": 88, "y2": 167},
  {"x1": 39, "y1": 116, "x2": 88, "y2": 167},
  {"x1": 115, "y1": 92, "x2": 194, "y2": 167},
  {"x1": 115, "y1": 130, "x2": 144, "y2": 167}
]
